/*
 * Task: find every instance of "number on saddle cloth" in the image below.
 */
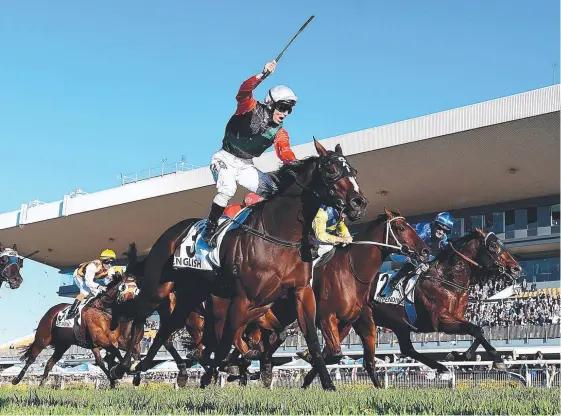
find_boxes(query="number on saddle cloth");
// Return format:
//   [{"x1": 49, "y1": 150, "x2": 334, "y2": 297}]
[{"x1": 173, "y1": 208, "x2": 253, "y2": 271}]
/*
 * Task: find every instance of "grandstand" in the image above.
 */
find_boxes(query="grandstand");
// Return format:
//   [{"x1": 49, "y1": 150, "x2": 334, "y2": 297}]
[{"x1": 0, "y1": 84, "x2": 558, "y2": 368}]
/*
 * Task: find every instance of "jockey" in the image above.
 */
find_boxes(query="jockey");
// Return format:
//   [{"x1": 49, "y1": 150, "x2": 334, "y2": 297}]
[
  {"x1": 67, "y1": 249, "x2": 118, "y2": 319},
  {"x1": 201, "y1": 60, "x2": 297, "y2": 247},
  {"x1": 388, "y1": 212, "x2": 455, "y2": 292},
  {"x1": 312, "y1": 204, "x2": 353, "y2": 259}
]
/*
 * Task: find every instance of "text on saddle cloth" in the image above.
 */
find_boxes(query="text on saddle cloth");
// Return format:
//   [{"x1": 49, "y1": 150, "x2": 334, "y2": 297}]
[
  {"x1": 173, "y1": 207, "x2": 253, "y2": 271},
  {"x1": 372, "y1": 271, "x2": 419, "y2": 325},
  {"x1": 55, "y1": 302, "x2": 87, "y2": 328}
]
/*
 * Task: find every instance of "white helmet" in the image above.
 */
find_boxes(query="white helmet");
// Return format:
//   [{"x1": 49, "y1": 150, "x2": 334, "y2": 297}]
[{"x1": 264, "y1": 85, "x2": 298, "y2": 109}]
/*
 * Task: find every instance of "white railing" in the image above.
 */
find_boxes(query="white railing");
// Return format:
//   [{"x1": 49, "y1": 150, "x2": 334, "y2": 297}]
[
  {"x1": 119, "y1": 159, "x2": 199, "y2": 186},
  {"x1": 268, "y1": 360, "x2": 560, "y2": 389}
]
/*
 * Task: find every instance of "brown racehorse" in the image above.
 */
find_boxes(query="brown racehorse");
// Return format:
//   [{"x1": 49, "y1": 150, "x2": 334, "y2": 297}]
[
  {"x1": 363, "y1": 228, "x2": 521, "y2": 376},
  {"x1": 0, "y1": 243, "x2": 24, "y2": 290},
  {"x1": 12, "y1": 274, "x2": 141, "y2": 387},
  {"x1": 227, "y1": 209, "x2": 431, "y2": 387},
  {"x1": 119, "y1": 140, "x2": 368, "y2": 391}
]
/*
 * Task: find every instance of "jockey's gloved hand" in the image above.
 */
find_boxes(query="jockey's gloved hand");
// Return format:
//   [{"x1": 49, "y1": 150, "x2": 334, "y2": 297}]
[
  {"x1": 416, "y1": 263, "x2": 429, "y2": 274},
  {"x1": 338, "y1": 236, "x2": 353, "y2": 245}
]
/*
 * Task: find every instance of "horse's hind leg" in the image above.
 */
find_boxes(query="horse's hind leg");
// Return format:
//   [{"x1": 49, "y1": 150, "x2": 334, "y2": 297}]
[
  {"x1": 12, "y1": 340, "x2": 47, "y2": 385},
  {"x1": 294, "y1": 286, "x2": 335, "y2": 391},
  {"x1": 39, "y1": 344, "x2": 70, "y2": 387}
]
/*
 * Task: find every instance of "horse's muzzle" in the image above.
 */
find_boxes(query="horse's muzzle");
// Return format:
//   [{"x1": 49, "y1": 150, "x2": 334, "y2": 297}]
[{"x1": 346, "y1": 196, "x2": 368, "y2": 221}]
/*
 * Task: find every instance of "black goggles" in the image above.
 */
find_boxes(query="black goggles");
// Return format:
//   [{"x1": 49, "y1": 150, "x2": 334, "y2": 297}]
[
  {"x1": 435, "y1": 224, "x2": 451, "y2": 234},
  {"x1": 102, "y1": 259, "x2": 114, "y2": 265},
  {"x1": 275, "y1": 102, "x2": 294, "y2": 114}
]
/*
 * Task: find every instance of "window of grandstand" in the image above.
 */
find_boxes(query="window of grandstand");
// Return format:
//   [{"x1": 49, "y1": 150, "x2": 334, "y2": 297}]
[
  {"x1": 451, "y1": 217, "x2": 464, "y2": 238},
  {"x1": 518, "y1": 256, "x2": 560, "y2": 283},
  {"x1": 551, "y1": 204, "x2": 560, "y2": 227}
]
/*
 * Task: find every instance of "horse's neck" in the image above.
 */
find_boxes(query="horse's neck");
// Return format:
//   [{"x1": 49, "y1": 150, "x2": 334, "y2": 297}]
[
  {"x1": 438, "y1": 242, "x2": 477, "y2": 288},
  {"x1": 347, "y1": 222, "x2": 385, "y2": 283},
  {"x1": 260, "y1": 182, "x2": 318, "y2": 238},
  {"x1": 91, "y1": 293, "x2": 115, "y2": 311}
]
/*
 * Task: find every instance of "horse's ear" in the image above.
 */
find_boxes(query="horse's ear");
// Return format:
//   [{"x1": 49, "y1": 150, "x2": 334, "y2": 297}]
[
  {"x1": 395, "y1": 208, "x2": 402, "y2": 216},
  {"x1": 384, "y1": 207, "x2": 393, "y2": 218},
  {"x1": 314, "y1": 137, "x2": 328, "y2": 156},
  {"x1": 12, "y1": 244, "x2": 18, "y2": 252},
  {"x1": 475, "y1": 227, "x2": 486, "y2": 236},
  {"x1": 334, "y1": 143, "x2": 343, "y2": 155},
  {"x1": 0, "y1": 242, "x2": 3, "y2": 251}
]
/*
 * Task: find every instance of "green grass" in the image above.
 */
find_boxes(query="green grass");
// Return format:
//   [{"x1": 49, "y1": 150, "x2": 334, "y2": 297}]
[{"x1": 0, "y1": 385, "x2": 558, "y2": 415}]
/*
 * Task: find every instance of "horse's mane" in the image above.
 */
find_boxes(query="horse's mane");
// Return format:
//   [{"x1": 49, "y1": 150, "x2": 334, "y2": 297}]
[{"x1": 270, "y1": 156, "x2": 319, "y2": 194}]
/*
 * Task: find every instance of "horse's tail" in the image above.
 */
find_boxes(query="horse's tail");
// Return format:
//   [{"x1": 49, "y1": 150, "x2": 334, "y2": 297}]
[
  {"x1": 134, "y1": 218, "x2": 198, "y2": 320},
  {"x1": 20, "y1": 303, "x2": 68, "y2": 362},
  {"x1": 19, "y1": 343, "x2": 34, "y2": 362}
]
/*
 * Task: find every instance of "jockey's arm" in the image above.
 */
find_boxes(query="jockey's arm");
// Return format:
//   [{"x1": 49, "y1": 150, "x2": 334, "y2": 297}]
[
  {"x1": 235, "y1": 75, "x2": 264, "y2": 115},
  {"x1": 312, "y1": 209, "x2": 340, "y2": 245},
  {"x1": 336, "y1": 219, "x2": 352, "y2": 239},
  {"x1": 273, "y1": 128, "x2": 296, "y2": 164},
  {"x1": 103, "y1": 267, "x2": 116, "y2": 286},
  {"x1": 83, "y1": 263, "x2": 101, "y2": 292}
]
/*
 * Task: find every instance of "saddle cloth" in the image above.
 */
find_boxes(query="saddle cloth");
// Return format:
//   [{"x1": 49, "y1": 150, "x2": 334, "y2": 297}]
[
  {"x1": 372, "y1": 271, "x2": 420, "y2": 326},
  {"x1": 173, "y1": 208, "x2": 252, "y2": 271},
  {"x1": 55, "y1": 302, "x2": 87, "y2": 328}
]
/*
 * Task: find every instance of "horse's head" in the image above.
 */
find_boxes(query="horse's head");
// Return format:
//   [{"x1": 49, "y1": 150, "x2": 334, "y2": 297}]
[
  {"x1": 116, "y1": 276, "x2": 140, "y2": 304},
  {"x1": 382, "y1": 208, "x2": 431, "y2": 261},
  {"x1": 0, "y1": 244, "x2": 23, "y2": 289},
  {"x1": 97, "y1": 272, "x2": 139, "y2": 307},
  {"x1": 313, "y1": 139, "x2": 368, "y2": 221},
  {"x1": 472, "y1": 228, "x2": 521, "y2": 283}
]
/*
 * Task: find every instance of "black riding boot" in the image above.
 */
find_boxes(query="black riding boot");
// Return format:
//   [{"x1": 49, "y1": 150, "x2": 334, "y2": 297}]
[
  {"x1": 201, "y1": 202, "x2": 225, "y2": 247},
  {"x1": 67, "y1": 299, "x2": 81, "y2": 319},
  {"x1": 390, "y1": 263, "x2": 416, "y2": 291}
]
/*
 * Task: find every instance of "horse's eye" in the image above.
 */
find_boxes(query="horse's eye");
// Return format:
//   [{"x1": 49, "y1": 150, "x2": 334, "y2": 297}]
[{"x1": 397, "y1": 226, "x2": 405, "y2": 232}]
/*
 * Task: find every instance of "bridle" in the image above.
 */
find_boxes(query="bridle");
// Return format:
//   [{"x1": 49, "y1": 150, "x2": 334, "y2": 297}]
[
  {"x1": 429, "y1": 232, "x2": 517, "y2": 291},
  {"x1": 348, "y1": 216, "x2": 425, "y2": 285},
  {"x1": 0, "y1": 248, "x2": 23, "y2": 285},
  {"x1": 350, "y1": 216, "x2": 414, "y2": 254}
]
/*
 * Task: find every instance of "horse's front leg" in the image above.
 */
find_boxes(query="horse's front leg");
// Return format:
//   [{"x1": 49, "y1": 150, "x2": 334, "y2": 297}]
[
  {"x1": 439, "y1": 316, "x2": 505, "y2": 370},
  {"x1": 294, "y1": 285, "x2": 335, "y2": 391},
  {"x1": 352, "y1": 307, "x2": 382, "y2": 388},
  {"x1": 301, "y1": 322, "x2": 351, "y2": 388}
]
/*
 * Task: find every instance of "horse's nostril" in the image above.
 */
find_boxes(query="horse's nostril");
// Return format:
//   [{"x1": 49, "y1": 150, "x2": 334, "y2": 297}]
[{"x1": 351, "y1": 197, "x2": 365, "y2": 208}]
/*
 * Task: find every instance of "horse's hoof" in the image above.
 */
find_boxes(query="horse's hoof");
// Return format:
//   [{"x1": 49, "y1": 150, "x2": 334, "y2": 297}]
[
  {"x1": 11, "y1": 378, "x2": 20, "y2": 385},
  {"x1": 177, "y1": 372, "x2": 188, "y2": 388},
  {"x1": 322, "y1": 382, "x2": 336, "y2": 392},
  {"x1": 110, "y1": 365, "x2": 124, "y2": 380},
  {"x1": 226, "y1": 375, "x2": 239, "y2": 383},
  {"x1": 132, "y1": 373, "x2": 141, "y2": 387},
  {"x1": 200, "y1": 372, "x2": 213, "y2": 388}
]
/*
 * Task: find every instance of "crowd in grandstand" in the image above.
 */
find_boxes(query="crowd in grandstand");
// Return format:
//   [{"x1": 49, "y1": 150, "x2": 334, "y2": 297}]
[{"x1": 465, "y1": 288, "x2": 560, "y2": 327}]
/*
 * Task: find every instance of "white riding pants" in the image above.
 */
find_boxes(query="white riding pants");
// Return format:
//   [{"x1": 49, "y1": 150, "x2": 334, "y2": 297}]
[{"x1": 210, "y1": 149, "x2": 275, "y2": 207}]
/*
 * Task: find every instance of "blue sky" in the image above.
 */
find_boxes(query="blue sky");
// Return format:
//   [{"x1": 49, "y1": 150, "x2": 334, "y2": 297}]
[{"x1": 0, "y1": 0, "x2": 559, "y2": 343}]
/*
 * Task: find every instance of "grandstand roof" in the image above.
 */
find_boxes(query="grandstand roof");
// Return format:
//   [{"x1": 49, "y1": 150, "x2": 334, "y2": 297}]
[{"x1": 0, "y1": 85, "x2": 559, "y2": 269}]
